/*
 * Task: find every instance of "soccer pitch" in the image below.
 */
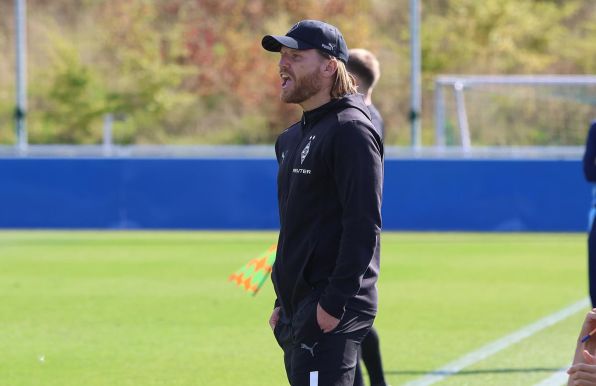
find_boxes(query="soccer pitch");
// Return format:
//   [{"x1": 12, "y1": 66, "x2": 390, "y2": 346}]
[{"x1": 0, "y1": 231, "x2": 588, "y2": 386}]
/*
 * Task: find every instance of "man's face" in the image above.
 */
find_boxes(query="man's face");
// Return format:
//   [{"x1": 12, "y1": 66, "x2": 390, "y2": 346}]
[{"x1": 278, "y1": 47, "x2": 325, "y2": 104}]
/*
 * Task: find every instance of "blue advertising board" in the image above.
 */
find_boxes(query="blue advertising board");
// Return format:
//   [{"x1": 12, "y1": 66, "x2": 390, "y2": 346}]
[{"x1": 0, "y1": 157, "x2": 589, "y2": 231}]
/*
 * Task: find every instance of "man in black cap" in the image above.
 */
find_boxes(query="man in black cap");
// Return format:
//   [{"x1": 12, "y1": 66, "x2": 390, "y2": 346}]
[{"x1": 262, "y1": 20, "x2": 384, "y2": 386}]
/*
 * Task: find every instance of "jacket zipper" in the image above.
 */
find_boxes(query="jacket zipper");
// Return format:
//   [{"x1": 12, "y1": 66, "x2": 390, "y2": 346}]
[{"x1": 278, "y1": 122, "x2": 310, "y2": 316}]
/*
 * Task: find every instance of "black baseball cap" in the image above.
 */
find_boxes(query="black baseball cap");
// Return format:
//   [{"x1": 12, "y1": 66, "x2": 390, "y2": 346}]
[{"x1": 261, "y1": 20, "x2": 349, "y2": 64}]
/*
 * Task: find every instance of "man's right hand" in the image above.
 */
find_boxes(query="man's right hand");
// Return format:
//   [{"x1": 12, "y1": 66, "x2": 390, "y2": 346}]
[{"x1": 269, "y1": 307, "x2": 280, "y2": 331}]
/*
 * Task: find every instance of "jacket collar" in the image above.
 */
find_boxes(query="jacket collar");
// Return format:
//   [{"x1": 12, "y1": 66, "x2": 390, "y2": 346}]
[{"x1": 301, "y1": 99, "x2": 340, "y2": 130}]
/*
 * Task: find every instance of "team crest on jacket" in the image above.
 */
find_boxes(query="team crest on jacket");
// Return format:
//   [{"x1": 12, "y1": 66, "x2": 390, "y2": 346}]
[{"x1": 301, "y1": 136, "x2": 315, "y2": 164}]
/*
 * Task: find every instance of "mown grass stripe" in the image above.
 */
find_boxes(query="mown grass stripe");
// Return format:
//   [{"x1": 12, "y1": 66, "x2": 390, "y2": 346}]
[{"x1": 403, "y1": 298, "x2": 589, "y2": 386}]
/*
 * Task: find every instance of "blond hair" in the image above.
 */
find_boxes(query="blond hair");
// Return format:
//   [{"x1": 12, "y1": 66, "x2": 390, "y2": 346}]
[
  {"x1": 318, "y1": 51, "x2": 358, "y2": 99},
  {"x1": 331, "y1": 61, "x2": 358, "y2": 99}
]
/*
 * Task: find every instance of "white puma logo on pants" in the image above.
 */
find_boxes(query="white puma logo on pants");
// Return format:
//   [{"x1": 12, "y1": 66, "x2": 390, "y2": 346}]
[{"x1": 300, "y1": 342, "x2": 318, "y2": 357}]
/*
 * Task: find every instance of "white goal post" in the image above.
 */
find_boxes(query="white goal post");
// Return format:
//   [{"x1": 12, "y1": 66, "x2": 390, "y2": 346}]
[{"x1": 434, "y1": 75, "x2": 596, "y2": 149}]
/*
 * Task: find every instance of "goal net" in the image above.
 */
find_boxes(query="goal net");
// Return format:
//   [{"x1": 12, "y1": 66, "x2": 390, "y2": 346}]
[{"x1": 434, "y1": 75, "x2": 596, "y2": 149}]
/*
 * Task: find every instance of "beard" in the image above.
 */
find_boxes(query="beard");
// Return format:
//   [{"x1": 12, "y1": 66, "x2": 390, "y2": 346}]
[{"x1": 280, "y1": 68, "x2": 323, "y2": 104}]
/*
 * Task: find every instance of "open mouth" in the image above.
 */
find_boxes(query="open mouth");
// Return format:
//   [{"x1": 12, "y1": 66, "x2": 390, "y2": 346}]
[{"x1": 280, "y1": 74, "x2": 292, "y2": 89}]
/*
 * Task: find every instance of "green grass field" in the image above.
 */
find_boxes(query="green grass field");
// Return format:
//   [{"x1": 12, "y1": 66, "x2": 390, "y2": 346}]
[{"x1": 0, "y1": 231, "x2": 588, "y2": 386}]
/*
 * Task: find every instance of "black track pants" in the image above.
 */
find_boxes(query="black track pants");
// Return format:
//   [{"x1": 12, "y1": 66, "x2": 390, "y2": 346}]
[{"x1": 273, "y1": 296, "x2": 374, "y2": 386}]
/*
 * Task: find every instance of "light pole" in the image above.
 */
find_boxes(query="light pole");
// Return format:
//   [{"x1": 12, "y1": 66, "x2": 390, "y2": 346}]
[
  {"x1": 410, "y1": 0, "x2": 421, "y2": 148},
  {"x1": 15, "y1": 0, "x2": 27, "y2": 152}
]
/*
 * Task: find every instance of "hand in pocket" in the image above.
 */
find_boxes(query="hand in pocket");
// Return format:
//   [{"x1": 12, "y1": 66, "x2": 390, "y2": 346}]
[{"x1": 316, "y1": 303, "x2": 340, "y2": 333}]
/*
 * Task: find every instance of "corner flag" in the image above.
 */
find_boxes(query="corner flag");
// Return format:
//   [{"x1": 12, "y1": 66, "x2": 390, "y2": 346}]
[{"x1": 228, "y1": 244, "x2": 277, "y2": 296}]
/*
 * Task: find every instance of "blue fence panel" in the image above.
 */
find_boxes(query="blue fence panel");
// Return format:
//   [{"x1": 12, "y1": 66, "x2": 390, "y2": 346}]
[
  {"x1": 119, "y1": 159, "x2": 279, "y2": 229},
  {"x1": 0, "y1": 157, "x2": 590, "y2": 231},
  {"x1": 1, "y1": 158, "x2": 121, "y2": 228},
  {"x1": 0, "y1": 158, "x2": 279, "y2": 229},
  {"x1": 383, "y1": 159, "x2": 589, "y2": 231}
]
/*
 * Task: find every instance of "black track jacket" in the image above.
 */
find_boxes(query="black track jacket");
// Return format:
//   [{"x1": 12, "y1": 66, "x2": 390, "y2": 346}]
[{"x1": 272, "y1": 94, "x2": 383, "y2": 321}]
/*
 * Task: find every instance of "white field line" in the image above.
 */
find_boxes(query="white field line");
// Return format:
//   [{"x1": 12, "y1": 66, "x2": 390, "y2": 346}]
[
  {"x1": 403, "y1": 298, "x2": 590, "y2": 386},
  {"x1": 533, "y1": 369, "x2": 568, "y2": 386}
]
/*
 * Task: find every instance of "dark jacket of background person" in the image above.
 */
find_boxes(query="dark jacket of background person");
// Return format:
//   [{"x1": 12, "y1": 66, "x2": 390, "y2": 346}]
[
  {"x1": 368, "y1": 103, "x2": 385, "y2": 141},
  {"x1": 272, "y1": 94, "x2": 383, "y2": 321},
  {"x1": 583, "y1": 120, "x2": 596, "y2": 307},
  {"x1": 584, "y1": 121, "x2": 596, "y2": 182}
]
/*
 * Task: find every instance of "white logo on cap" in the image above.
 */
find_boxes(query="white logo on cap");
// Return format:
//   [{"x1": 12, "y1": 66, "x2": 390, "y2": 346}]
[
  {"x1": 321, "y1": 43, "x2": 335, "y2": 51},
  {"x1": 288, "y1": 22, "x2": 300, "y2": 33}
]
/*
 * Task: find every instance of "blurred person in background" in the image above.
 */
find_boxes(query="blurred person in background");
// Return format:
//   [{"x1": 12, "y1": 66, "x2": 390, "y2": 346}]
[
  {"x1": 347, "y1": 48, "x2": 384, "y2": 141},
  {"x1": 348, "y1": 48, "x2": 389, "y2": 386},
  {"x1": 262, "y1": 20, "x2": 383, "y2": 386},
  {"x1": 567, "y1": 308, "x2": 596, "y2": 385},
  {"x1": 583, "y1": 121, "x2": 596, "y2": 307}
]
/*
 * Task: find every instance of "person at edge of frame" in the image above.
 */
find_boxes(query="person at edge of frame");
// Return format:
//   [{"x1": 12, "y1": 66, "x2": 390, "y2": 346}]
[
  {"x1": 567, "y1": 308, "x2": 596, "y2": 385},
  {"x1": 347, "y1": 47, "x2": 390, "y2": 386},
  {"x1": 584, "y1": 120, "x2": 596, "y2": 308},
  {"x1": 262, "y1": 19, "x2": 384, "y2": 386}
]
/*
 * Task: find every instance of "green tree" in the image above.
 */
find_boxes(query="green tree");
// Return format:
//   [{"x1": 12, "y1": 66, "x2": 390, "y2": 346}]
[{"x1": 31, "y1": 37, "x2": 107, "y2": 143}]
